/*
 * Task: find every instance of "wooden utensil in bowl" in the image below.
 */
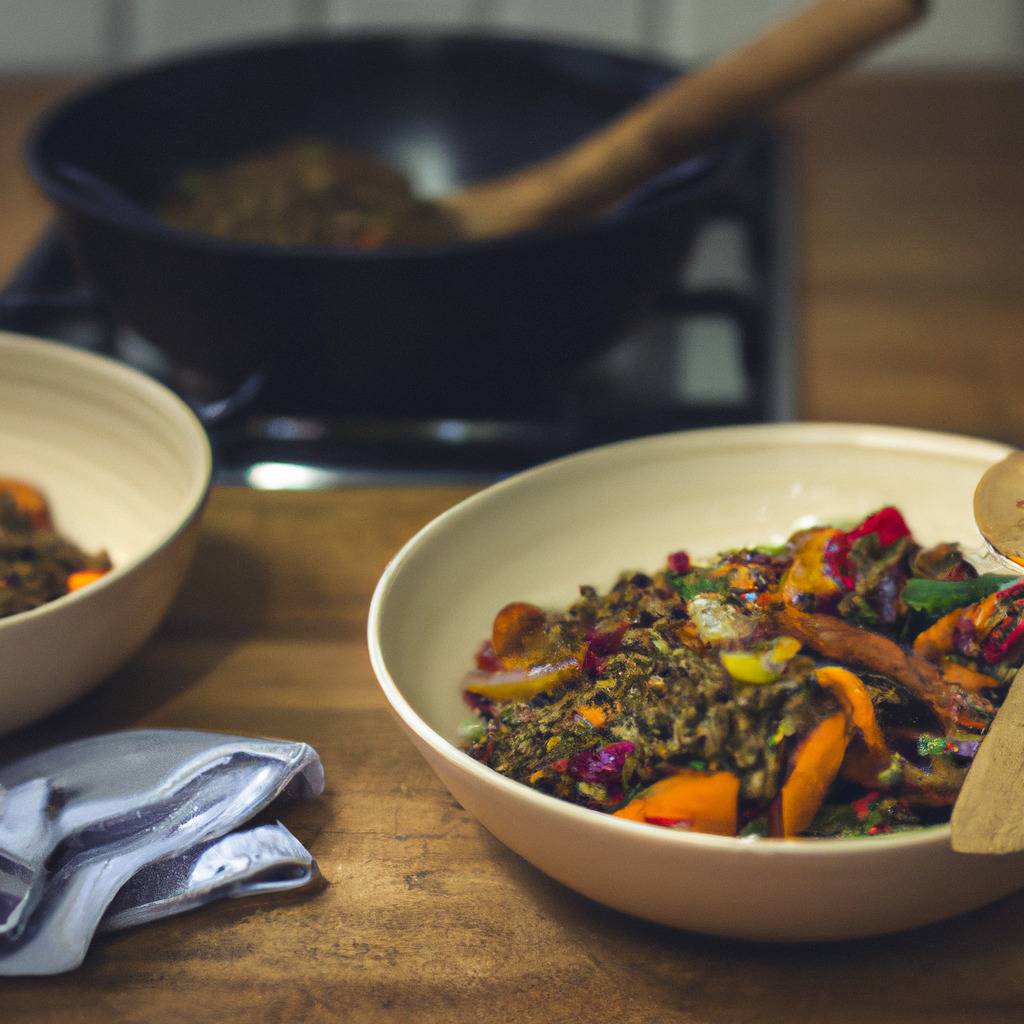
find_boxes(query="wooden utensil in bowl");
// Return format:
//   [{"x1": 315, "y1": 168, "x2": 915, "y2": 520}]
[
  {"x1": 440, "y1": 0, "x2": 928, "y2": 240},
  {"x1": 952, "y1": 453, "x2": 1024, "y2": 853},
  {"x1": 952, "y1": 667, "x2": 1024, "y2": 853}
]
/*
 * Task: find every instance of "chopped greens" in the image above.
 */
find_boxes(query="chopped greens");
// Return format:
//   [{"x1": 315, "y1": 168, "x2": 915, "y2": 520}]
[{"x1": 903, "y1": 574, "x2": 1017, "y2": 619}]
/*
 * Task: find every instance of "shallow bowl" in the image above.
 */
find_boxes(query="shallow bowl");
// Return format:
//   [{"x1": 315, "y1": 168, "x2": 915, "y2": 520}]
[
  {"x1": 0, "y1": 331, "x2": 211, "y2": 734},
  {"x1": 368, "y1": 423, "x2": 1024, "y2": 941}
]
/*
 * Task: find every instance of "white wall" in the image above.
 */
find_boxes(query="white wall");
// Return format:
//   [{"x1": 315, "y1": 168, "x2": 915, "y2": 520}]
[{"x1": 0, "y1": 0, "x2": 1021, "y2": 71}]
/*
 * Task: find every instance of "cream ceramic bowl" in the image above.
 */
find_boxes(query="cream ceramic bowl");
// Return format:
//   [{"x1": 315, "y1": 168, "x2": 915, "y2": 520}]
[
  {"x1": 0, "y1": 330, "x2": 211, "y2": 735},
  {"x1": 369, "y1": 423, "x2": 1024, "y2": 941}
]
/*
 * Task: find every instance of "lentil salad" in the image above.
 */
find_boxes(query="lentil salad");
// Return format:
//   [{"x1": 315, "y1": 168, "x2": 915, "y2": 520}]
[{"x1": 460, "y1": 508, "x2": 1022, "y2": 839}]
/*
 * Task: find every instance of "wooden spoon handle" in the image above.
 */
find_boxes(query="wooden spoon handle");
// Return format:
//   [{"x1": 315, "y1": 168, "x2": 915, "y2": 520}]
[
  {"x1": 444, "y1": 0, "x2": 927, "y2": 238},
  {"x1": 952, "y1": 666, "x2": 1024, "y2": 853}
]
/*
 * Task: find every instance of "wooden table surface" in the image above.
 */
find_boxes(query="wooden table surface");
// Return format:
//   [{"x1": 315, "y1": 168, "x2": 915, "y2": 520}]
[
  {"x1": 7, "y1": 486, "x2": 1024, "y2": 1024},
  {"x1": 4, "y1": 70, "x2": 1024, "y2": 1023}
]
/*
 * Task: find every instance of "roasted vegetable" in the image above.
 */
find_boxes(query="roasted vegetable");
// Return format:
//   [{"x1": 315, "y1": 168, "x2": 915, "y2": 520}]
[
  {"x1": 776, "y1": 713, "x2": 850, "y2": 837},
  {"x1": 614, "y1": 769, "x2": 741, "y2": 836},
  {"x1": 460, "y1": 507, "x2": 1024, "y2": 839},
  {"x1": 0, "y1": 479, "x2": 52, "y2": 530},
  {"x1": 0, "y1": 481, "x2": 111, "y2": 619}
]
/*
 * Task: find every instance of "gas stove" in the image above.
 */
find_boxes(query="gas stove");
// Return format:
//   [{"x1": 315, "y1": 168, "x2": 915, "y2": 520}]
[{"x1": 1, "y1": 129, "x2": 794, "y2": 488}]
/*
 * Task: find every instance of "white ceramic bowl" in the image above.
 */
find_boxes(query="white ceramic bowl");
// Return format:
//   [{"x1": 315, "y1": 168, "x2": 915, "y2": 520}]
[
  {"x1": 0, "y1": 330, "x2": 211, "y2": 734},
  {"x1": 369, "y1": 423, "x2": 1024, "y2": 941}
]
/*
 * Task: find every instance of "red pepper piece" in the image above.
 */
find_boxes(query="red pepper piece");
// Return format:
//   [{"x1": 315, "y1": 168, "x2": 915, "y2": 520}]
[
  {"x1": 850, "y1": 790, "x2": 880, "y2": 820},
  {"x1": 475, "y1": 640, "x2": 504, "y2": 672},
  {"x1": 978, "y1": 581, "x2": 1024, "y2": 663},
  {"x1": 668, "y1": 550, "x2": 691, "y2": 574},
  {"x1": 582, "y1": 622, "x2": 629, "y2": 675},
  {"x1": 823, "y1": 534, "x2": 855, "y2": 590},
  {"x1": 823, "y1": 507, "x2": 912, "y2": 590},
  {"x1": 586, "y1": 622, "x2": 629, "y2": 654},
  {"x1": 983, "y1": 619, "x2": 1024, "y2": 663},
  {"x1": 847, "y1": 507, "x2": 911, "y2": 547}
]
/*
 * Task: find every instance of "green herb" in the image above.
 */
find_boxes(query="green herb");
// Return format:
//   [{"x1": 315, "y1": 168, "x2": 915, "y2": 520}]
[
  {"x1": 457, "y1": 717, "x2": 486, "y2": 744},
  {"x1": 667, "y1": 571, "x2": 728, "y2": 601},
  {"x1": 739, "y1": 817, "x2": 769, "y2": 838},
  {"x1": 903, "y1": 574, "x2": 1017, "y2": 618}
]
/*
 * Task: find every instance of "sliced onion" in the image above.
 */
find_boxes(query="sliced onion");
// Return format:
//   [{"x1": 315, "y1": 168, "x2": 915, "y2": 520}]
[{"x1": 462, "y1": 657, "x2": 580, "y2": 701}]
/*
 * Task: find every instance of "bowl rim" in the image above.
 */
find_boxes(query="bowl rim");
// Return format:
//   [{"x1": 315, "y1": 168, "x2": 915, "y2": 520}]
[
  {"x1": 368, "y1": 421, "x2": 1014, "y2": 858},
  {"x1": 0, "y1": 329, "x2": 213, "y2": 628}
]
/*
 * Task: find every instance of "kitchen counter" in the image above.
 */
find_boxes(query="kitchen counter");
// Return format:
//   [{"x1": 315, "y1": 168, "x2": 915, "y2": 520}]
[
  {"x1": 8, "y1": 485, "x2": 1024, "y2": 1024},
  {"x1": 2, "y1": 70, "x2": 1023, "y2": 441}
]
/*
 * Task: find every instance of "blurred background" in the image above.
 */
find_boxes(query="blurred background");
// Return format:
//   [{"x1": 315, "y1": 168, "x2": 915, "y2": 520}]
[
  {"x1": 1, "y1": 1, "x2": 1021, "y2": 71},
  {"x1": 1, "y1": 0, "x2": 1022, "y2": 484}
]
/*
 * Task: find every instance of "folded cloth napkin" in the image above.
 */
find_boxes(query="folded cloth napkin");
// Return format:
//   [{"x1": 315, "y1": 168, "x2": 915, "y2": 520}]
[{"x1": 0, "y1": 730, "x2": 324, "y2": 975}]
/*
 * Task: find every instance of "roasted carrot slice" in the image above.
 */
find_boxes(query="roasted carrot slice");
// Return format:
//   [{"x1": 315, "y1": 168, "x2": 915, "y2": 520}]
[
  {"x1": 912, "y1": 607, "x2": 962, "y2": 660},
  {"x1": 915, "y1": 593, "x2": 1008, "y2": 663},
  {"x1": 780, "y1": 528, "x2": 843, "y2": 608},
  {"x1": 914, "y1": 596, "x2": 1011, "y2": 694},
  {"x1": 778, "y1": 712, "x2": 850, "y2": 837},
  {"x1": 815, "y1": 666, "x2": 891, "y2": 788},
  {"x1": 614, "y1": 768, "x2": 740, "y2": 837},
  {"x1": 815, "y1": 667, "x2": 888, "y2": 762},
  {"x1": 491, "y1": 601, "x2": 547, "y2": 667},
  {"x1": 66, "y1": 569, "x2": 108, "y2": 592},
  {"x1": 941, "y1": 661, "x2": 1000, "y2": 693},
  {"x1": 778, "y1": 605, "x2": 991, "y2": 729},
  {"x1": 0, "y1": 478, "x2": 52, "y2": 530},
  {"x1": 613, "y1": 797, "x2": 649, "y2": 822}
]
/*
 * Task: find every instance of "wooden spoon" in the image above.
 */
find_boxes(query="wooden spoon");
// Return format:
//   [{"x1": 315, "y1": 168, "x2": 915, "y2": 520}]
[
  {"x1": 439, "y1": 0, "x2": 928, "y2": 240},
  {"x1": 950, "y1": 453, "x2": 1024, "y2": 853},
  {"x1": 973, "y1": 450, "x2": 1024, "y2": 570},
  {"x1": 951, "y1": 666, "x2": 1024, "y2": 853}
]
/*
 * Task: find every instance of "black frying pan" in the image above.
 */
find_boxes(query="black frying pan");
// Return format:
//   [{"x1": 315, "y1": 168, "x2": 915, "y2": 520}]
[{"x1": 23, "y1": 32, "x2": 746, "y2": 418}]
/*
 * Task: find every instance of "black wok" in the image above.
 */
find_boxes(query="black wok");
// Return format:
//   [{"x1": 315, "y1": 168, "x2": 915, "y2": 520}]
[{"x1": 25, "y1": 32, "x2": 745, "y2": 417}]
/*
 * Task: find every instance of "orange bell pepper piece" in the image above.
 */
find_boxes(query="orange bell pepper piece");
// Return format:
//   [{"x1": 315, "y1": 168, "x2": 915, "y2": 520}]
[
  {"x1": 0, "y1": 478, "x2": 52, "y2": 530},
  {"x1": 490, "y1": 601, "x2": 548, "y2": 667},
  {"x1": 66, "y1": 569, "x2": 108, "y2": 592},
  {"x1": 777, "y1": 712, "x2": 850, "y2": 837},
  {"x1": 614, "y1": 768, "x2": 740, "y2": 837}
]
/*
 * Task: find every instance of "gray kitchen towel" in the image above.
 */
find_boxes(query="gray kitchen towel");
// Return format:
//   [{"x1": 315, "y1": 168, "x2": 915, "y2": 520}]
[{"x1": 0, "y1": 729, "x2": 324, "y2": 975}]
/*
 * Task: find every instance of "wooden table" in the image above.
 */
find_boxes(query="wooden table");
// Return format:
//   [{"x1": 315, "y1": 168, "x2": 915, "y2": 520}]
[{"x1": 7, "y1": 486, "x2": 1024, "y2": 1024}]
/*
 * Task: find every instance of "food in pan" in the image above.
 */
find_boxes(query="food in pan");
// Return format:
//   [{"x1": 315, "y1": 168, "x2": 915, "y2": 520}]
[
  {"x1": 158, "y1": 139, "x2": 459, "y2": 249},
  {"x1": 460, "y1": 507, "x2": 1022, "y2": 838},
  {"x1": 0, "y1": 479, "x2": 111, "y2": 619}
]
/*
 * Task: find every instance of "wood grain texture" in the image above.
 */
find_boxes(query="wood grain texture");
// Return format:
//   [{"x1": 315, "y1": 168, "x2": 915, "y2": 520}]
[
  {"x1": 0, "y1": 74, "x2": 84, "y2": 285},
  {"x1": 5, "y1": 486, "x2": 1024, "y2": 1024},
  {"x1": 780, "y1": 72, "x2": 1024, "y2": 444}
]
